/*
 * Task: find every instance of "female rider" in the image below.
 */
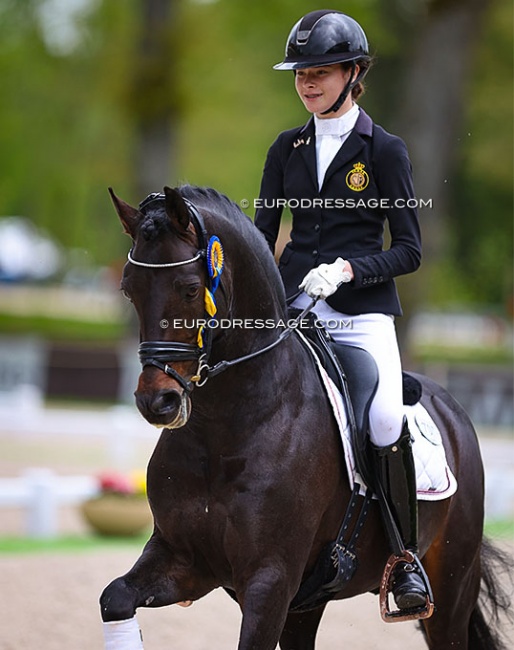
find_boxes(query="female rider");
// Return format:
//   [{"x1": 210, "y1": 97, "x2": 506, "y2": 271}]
[{"x1": 255, "y1": 9, "x2": 429, "y2": 613}]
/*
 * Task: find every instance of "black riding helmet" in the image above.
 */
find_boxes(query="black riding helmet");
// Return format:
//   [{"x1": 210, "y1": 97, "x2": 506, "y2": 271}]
[{"x1": 274, "y1": 10, "x2": 370, "y2": 114}]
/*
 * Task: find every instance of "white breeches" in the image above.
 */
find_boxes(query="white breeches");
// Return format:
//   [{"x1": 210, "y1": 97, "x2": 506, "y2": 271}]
[{"x1": 293, "y1": 294, "x2": 404, "y2": 447}]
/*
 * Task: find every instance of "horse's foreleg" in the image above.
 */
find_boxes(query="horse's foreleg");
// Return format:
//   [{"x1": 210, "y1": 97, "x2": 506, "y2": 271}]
[
  {"x1": 279, "y1": 606, "x2": 327, "y2": 650},
  {"x1": 235, "y1": 568, "x2": 298, "y2": 650},
  {"x1": 100, "y1": 535, "x2": 178, "y2": 622},
  {"x1": 100, "y1": 533, "x2": 215, "y2": 649}
]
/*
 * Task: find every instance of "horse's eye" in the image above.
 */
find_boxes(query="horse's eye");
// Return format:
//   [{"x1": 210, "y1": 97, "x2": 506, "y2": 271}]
[{"x1": 185, "y1": 285, "x2": 201, "y2": 300}]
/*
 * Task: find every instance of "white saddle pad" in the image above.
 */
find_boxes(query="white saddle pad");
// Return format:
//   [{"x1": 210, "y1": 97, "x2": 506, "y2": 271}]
[{"x1": 300, "y1": 333, "x2": 458, "y2": 501}]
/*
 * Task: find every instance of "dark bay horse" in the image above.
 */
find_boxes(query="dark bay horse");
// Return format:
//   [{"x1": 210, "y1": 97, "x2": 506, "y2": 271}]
[{"x1": 101, "y1": 185, "x2": 511, "y2": 649}]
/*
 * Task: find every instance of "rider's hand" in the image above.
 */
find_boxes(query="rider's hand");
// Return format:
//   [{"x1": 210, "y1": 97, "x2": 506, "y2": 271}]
[{"x1": 299, "y1": 257, "x2": 353, "y2": 299}]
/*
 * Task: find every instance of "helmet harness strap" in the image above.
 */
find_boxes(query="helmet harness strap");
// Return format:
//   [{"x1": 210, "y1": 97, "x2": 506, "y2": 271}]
[{"x1": 321, "y1": 61, "x2": 367, "y2": 115}]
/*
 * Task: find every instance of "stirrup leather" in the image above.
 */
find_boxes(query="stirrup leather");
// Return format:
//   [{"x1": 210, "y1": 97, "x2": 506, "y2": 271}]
[{"x1": 379, "y1": 550, "x2": 435, "y2": 622}]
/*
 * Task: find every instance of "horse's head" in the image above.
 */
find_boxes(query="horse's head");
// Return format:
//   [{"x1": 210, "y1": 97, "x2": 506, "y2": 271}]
[{"x1": 110, "y1": 186, "x2": 219, "y2": 429}]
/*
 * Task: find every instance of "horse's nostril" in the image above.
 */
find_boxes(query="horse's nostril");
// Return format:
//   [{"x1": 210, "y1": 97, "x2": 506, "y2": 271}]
[
  {"x1": 151, "y1": 390, "x2": 182, "y2": 416},
  {"x1": 135, "y1": 389, "x2": 182, "y2": 420}
]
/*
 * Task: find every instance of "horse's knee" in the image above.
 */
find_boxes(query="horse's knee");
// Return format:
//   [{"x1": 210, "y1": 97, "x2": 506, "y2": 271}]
[{"x1": 100, "y1": 577, "x2": 139, "y2": 622}]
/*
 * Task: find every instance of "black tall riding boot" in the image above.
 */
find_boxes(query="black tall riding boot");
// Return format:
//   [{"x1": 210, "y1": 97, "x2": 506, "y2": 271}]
[{"x1": 373, "y1": 419, "x2": 428, "y2": 610}]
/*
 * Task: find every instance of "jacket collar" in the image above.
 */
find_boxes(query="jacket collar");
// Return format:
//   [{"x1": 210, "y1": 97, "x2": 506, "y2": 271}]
[
  {"x1": 299, "y1": 107, "x2": 372, "y2": 137},
  {"x1": 297, "y1": 108, "x2": 373, "y2": 191}
]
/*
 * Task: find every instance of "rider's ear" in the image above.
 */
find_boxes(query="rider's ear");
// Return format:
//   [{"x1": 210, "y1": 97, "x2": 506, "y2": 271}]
[
  {"x1": 108, "y1": 187, "x2": 142, "y2": 239},
  {"x1": 164, "y1": 186, "x2": 190, "y2": 232}
]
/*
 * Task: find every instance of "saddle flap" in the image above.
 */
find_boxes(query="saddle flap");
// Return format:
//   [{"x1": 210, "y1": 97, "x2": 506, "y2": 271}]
[
  {"x1": 289, "y1": 308, "x2": 379, "y2": 453},
  {"x1": 330, "y1": 343, "x2": 378, "y2": 448}
]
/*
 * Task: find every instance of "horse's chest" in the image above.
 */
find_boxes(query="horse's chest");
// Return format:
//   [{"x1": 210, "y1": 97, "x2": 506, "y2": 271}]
[{"x1": 149, "y1": 456, "x2": 247, "y2": 533}]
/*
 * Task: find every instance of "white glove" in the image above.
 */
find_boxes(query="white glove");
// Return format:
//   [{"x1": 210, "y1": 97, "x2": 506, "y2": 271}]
[{"x1": 299, "y1": 257, "x2": 352, "y2": 299}]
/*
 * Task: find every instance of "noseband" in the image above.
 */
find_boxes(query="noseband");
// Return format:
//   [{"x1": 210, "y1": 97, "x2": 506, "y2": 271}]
[{"x1": 129, "y1": 192, "x2": 316, "y2": 394}]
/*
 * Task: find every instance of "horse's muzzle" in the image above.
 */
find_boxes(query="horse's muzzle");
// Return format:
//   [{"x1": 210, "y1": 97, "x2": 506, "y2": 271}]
[{"x1": 135, "y1": 388, "x2": 191, "y2": 429}]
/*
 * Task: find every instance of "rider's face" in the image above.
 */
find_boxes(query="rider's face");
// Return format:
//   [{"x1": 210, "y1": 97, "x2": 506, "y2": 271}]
[{"x1": 294, "y1": 64, "x2": 356, "y2": 117}]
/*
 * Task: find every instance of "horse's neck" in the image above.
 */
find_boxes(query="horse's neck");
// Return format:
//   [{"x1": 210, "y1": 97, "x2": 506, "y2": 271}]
[
  {"x1": 199, "y1": 220, "x2": 294, "y2": 404},
  {"x1": 198, "y1": 323, "x2": 305, "y2": 412},
  {"x1": 230, "y1": 246, "x2": 286, "y2": 319},
  {"x1": 215, "y1": 305, "x2": 284, "y2": 376}
]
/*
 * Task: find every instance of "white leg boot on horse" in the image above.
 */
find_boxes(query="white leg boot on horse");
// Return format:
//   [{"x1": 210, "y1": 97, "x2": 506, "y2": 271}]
[
  {"x1": 103, "y1": 616, "x2": 144, "y2": 650},
  {"x1": 373, "y1": 418, "x2": 429, "y2": 611}
]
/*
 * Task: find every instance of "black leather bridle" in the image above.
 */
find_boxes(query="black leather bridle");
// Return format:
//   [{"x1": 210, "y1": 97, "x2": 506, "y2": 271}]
[
  {"x1": 129, "y1": 193, "x2": 214, "y2": 394},
  {"x1": 129, "y1": 193, "x2": 315, "y2": 394}
]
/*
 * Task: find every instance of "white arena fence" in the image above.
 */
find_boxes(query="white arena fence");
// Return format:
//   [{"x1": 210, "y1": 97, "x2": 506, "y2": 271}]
[
  {"x1": 0, "y1": 388, "x2": 512, "y2": 539},
  {"x1": 0, "y1": 469, "x2": 99, "y2": 538}
]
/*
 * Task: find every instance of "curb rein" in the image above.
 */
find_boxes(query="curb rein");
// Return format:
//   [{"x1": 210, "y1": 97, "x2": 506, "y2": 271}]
[{"x1": 129, "y1": 194, "x2": 316, "y2": 393}]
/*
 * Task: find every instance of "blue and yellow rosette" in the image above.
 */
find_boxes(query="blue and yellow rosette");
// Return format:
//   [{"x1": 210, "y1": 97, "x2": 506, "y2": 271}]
[
  {"x1": 207, "y1": 236, "x2": 224, "y2": 292},
  {"x1": 198, "y1": 236, "x2": 225, "y2": 348}
]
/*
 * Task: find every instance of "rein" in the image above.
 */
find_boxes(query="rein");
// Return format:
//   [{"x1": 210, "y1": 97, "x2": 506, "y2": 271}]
[
  {"x1": 201, "y1": 297, "x2": 316, "y2": 379},
  {"x1": 130, "y1": 193, "x2": 316, "y2": 392}
]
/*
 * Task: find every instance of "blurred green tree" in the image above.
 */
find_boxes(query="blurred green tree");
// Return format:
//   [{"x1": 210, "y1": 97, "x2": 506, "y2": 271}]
[
  {"x1": 0, "y1": 0, "x2": 510, "y2": 317},
  {"x1": 128, "y1": 0, "x2": 179, "y2": 197},
  {"x1": 0, "y1": 0, "x2": 136, "y2": 264}
]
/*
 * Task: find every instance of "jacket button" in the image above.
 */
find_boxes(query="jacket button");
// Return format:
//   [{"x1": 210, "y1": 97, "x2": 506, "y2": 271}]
[
  {"x1": 312, "y1": 250, "x2": 318, "y2": 257},
  {"x1": 314, "y1": 224, "x2": 320, "y2": 232},
  {"x1": 379, "y1": 276, "x2": 384, "y2": 282}
]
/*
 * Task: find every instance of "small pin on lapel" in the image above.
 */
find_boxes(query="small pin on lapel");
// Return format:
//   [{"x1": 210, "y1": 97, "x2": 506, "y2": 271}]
[{"x1": 293, "y1": 136, "x2": 311, "y2": 148}]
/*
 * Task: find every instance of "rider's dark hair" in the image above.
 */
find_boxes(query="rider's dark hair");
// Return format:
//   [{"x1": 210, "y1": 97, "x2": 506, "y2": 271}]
[{"x1": 342, "y1": 59, "x2": 373, "y2": 101}]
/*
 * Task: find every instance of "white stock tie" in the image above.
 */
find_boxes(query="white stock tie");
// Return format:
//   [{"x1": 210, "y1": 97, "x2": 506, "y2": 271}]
[
  {"x1": 316, "y1": 134, "x2": 344, "y2": 190},
  {"x1": 314, "y1": 105, "x2": 359, "y2": 190}
]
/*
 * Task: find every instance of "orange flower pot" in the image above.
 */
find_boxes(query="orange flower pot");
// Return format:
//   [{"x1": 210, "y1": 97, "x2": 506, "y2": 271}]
[{"x1": 81, "y1": 494, "x2": 152, "y2": 536}]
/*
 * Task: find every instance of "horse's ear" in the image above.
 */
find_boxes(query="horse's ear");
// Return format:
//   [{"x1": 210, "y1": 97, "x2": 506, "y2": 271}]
[
  {"x1": 164, "y1": 186, "x2": 190, "y2": 232},
  {"x1": 108, "y1": 187, "x2": 142, "y2": 238}
]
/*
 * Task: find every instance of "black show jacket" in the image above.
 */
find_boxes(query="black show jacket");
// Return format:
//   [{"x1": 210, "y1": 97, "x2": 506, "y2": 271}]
[{"x1": 254, "y1": 109, "x2": 421, "y2": 316}]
